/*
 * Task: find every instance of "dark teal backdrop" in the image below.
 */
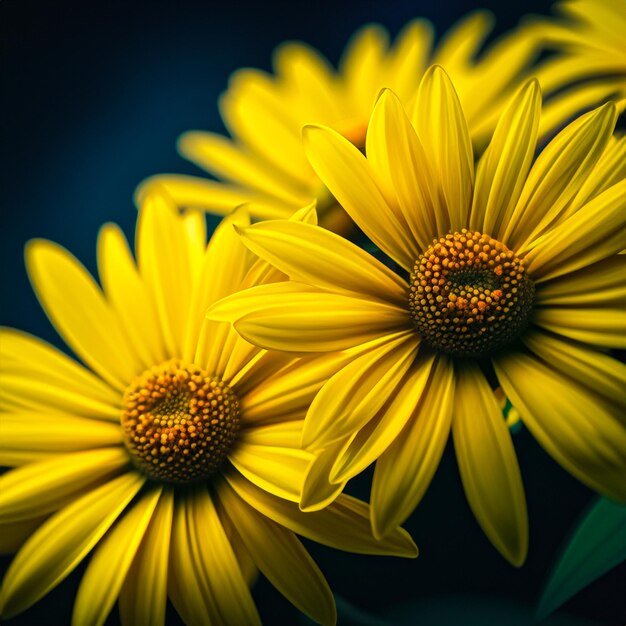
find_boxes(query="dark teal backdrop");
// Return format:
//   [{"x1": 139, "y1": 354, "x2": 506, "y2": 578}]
[{"x1": 1, "y1": 1, "x2": 624, "y2": 625}]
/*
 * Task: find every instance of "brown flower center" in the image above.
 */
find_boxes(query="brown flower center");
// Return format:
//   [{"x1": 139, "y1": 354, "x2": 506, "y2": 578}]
[
  {"x1": 120, "y1": 360, "x2": 240, "y2": 483},
  {"x1": 408, "y1": 230, "x2": 534, "y2": 357}
]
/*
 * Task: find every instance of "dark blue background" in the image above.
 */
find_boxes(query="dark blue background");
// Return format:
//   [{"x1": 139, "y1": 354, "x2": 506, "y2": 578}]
[{"x1": 1, "y1": 1, "x2": 624, "y2": 625}]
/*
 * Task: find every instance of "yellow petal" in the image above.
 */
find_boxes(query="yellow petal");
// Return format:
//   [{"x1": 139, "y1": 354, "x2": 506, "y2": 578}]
[
  {"x1": 366, "y1": 89, "x2": 441, "y2": 251},
  {"x1": 303, "y1": 124, "x2": 418, "y2": 270},
  {"x1": 0, "y1": 517, "x2": 47, "y2": 555},
  {"x1": 135, "y1": 174, "x2": 293, "y2": 220},
  {"x1": 472, "y1": 80, "x2": 541, "y2": 237},
  {"x1": 523, "y1": 180, "x2": 626, "y2": 282},
  {"x1": 221, "y1": 70, "x2": 311, "y2": 186},
  {"x1": 179, "y1": 131, "x2": 310, "y2": 206},
  {"x1": 235, "y1": 219, "x2": 407, "y2": 305},
  {"x1": 72, "y1": 487, "x2": 162, "y2": 626},
  {"x1": 532, "y1": 306, "x2": 626, "y2": 349},
  {"x1": 523, "y1": 331, "x2": 626, "y2": 412},
  {"x1": 340, "y1": 24, "x2": 388, "y2": 121},
  {"x1": 240, "y1": 420, "x2": 304, "y2": 448},
  {"x1": 227, "y1": 471, "x2": 417, "y2": 558},
  {"x1": 452, "y1": 364, "x2": 528, "y2": 566},
  {"x1": 97, "y1": 224, "x2": 166, "y2": 369},
  {"x1": 303, "y1": 332, "x2": 419, "y2": 448},
  {"x1": 183, "y1": 207, "x2": 251, "y2": 366},
  {"x1": 273, "y1": 41, "x2": 343, "y2": 123},
  {"x1": 567, "y1": 134, "x2": 626, "y2": 213},
  {"x1": 0, "y1": 328, "x2": 119, "y2": 418},
  {"x1": 25, "y1": 240, "x2": 141, "y2": 390},
  {"x1": 504, "y1": 103, "x2": 617, "y2": 251},
  {"x1": 209, "y1": 282, "x2": 409, "y2": 352},
  {"x1": 535, "y1": 255, "x2": 626, "y2": 307},
  {"x1": 539, "y1": 79, "x2": 626, "y2": 163},
  {"x1": 0, "y1": 472, "x2": 144, "y2": 618},
  {"x1": 371, "y1": 356, "x2": 454, "y2": 538},
  {"x1": 0, "y1": 448, "x2": 130, "y2": 522},
  {"x1": 0, "y1": 413, "x2": 122, "y2": 456},
  {"x1": 191, "y1": 488, "x2": 261, "y2": 625},
  {"x1": 300, "y1": 437, "x2": 351, "y2": 512},
  {"x1": 168, "y1": 492, "x2": 221, "y2": 625},
  {"x1": 240, "y1": 351, "x2": 357, "y2": 423},
  {"x1": 135, "y1": 195, "x2": 199, "y2": 357},
  {"x1": 229, "y1": 444, "x2": 313, "y2": 502},
  {"x1": 119, "y1": 489, "x2": 174, "y2": 626},
  {"x1": 331, "y1": 351, "x2": 436, "y2": 485},
  {"x1": 219, "y1": 483, "x2": 336, "y2": 626},
  {"x1": 494, "y1": 350, "x2": 626, "y2": 502},
  {"x1": 411, "y1": 66, "x2": 474, "y2": 232}
]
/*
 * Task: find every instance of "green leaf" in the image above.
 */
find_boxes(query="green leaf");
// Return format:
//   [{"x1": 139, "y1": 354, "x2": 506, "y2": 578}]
[{"x1": 537, "y1": 497, "x2": 626, "y2": 618}]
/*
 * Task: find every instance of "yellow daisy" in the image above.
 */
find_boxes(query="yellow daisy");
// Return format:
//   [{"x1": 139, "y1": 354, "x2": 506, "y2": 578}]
[
  {"x1": 0, "y1": 196, "x2": 417, "y2": 626},
  {"x1": 209, "y1": 67, "x2": 626, "y2": 567},
  {"x1": 529, "y1": 0, "x2": 626, "y2": 132},
  {"x1": 137, "y1": 12, "x2": 546, "y2": 231}
]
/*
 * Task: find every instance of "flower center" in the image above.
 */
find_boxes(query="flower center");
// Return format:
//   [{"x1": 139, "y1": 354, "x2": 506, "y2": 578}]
[
  {"x1": 120, "y1": 360, "x2": 240, "y2": 484},
  {"x1": 408, "y1": 230, "x2": 534, "y2": 357}
]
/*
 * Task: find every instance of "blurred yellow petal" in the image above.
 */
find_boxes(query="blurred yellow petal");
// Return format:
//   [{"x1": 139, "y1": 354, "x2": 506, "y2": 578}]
[
  {"x1": 495, "y1": 351, "x2": 626, "y2": 502},
  {"x1": 191, "y1": 488, "x2": 261, "y2": 625},
  {"x1": 72, "y1": 487, "x2": 161, "y2": 626},
  {"x1": 0, "y1": 328, "x2": 119, "y2": 417},
  {"x1": 0, "y1": 413, "x2": 122, "y2": 456},
  {"x1": 452, "y1": 364, "x2": 528, "y2": 566},
  {"x1": 0, "y1": 472, "x2": 144, "y2": 618},
  {"x1": 0, "y1": 517, "x2": 47, "y2": 555},
  {"x1": 0, "y1": 448, "x2": 130, "y2": 522},
  {"x1": 119, "y1": 489, "x2": 174, "y2": 626},
  {"x1": 220, "y1": 483, "x2": 336, "y2": 626}
]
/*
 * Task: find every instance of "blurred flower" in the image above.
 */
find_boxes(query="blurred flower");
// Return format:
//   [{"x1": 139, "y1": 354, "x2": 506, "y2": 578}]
[
  {"x1": 138, "y1": 12, "x2": 547, "y2": 231},
  {"x1": 0, "y1": 196, "x2": 417, "y2": 626},
  {"x1": 209, "y1": 68, "x2": 626, "y2": 567},
  {"x1": 529, "y1": 0, "x2": 626, "y2": 134}
]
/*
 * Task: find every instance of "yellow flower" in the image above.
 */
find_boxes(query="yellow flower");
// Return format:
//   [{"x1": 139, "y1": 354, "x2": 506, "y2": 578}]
[
  {"x1": 138, "y1": 12, "x2": 546, "y2": 231},
  {"x1": 0, "y1": 196, "x2": 417, "y2": 626},
  {"x1": 529, "y1": 0, "x2": 626, "y2": 132},
  {"x1": 209, "y1": 67, "x2": 626, "y2": 567}
]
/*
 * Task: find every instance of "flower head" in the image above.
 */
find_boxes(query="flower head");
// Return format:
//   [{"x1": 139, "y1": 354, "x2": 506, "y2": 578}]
[
  {"x1": 138, "y1": 13, "x2": 548, "y2": 230},
  {"x1": 0, "y1": 196, "x2": 417, "y2": 625},
  {"x1": 210, "y1": 67, "x2": 626, "y2": 567}
]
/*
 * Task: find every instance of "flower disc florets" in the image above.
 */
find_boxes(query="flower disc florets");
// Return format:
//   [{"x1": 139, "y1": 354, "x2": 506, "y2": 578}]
[
  {"x1": 121, "y1": 360, "x2": 240, "y2": 483},
  {"x1": 409, "y1": 230, "x2": 534, "y2": 357}
]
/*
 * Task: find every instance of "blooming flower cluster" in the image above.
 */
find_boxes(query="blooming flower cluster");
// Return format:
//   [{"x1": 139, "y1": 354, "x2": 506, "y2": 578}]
[{"x1": 1, "y1": 1, "x2": 625, "y2": 624}]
